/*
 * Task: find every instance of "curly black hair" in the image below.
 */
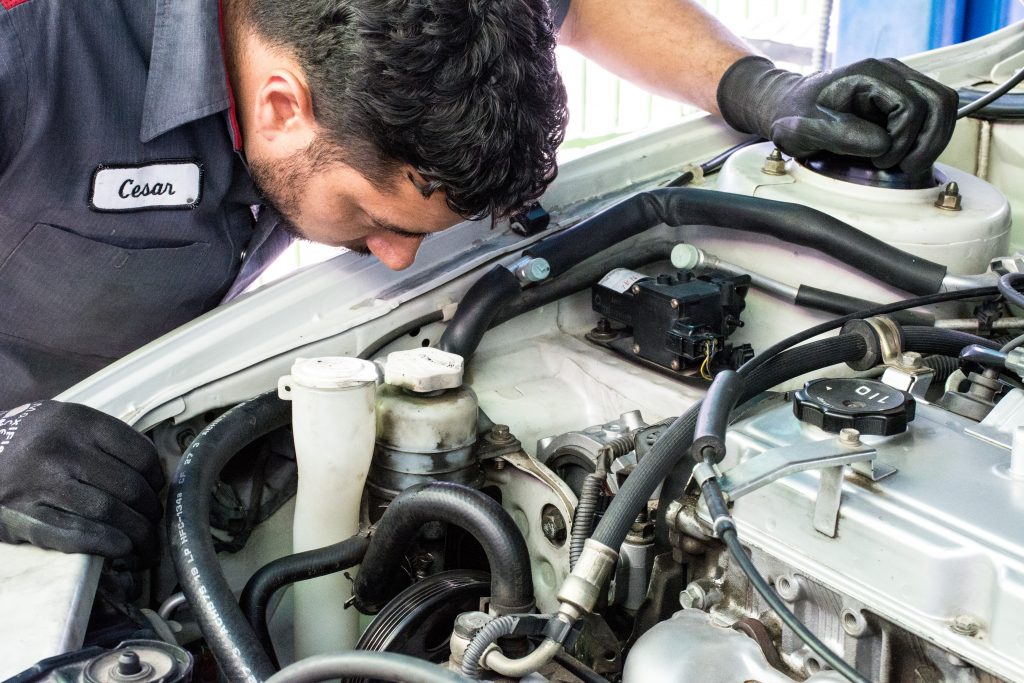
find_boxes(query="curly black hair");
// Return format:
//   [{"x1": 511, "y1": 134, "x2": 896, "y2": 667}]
[{"x1": 243, "y1": 0, "x2": 569, "y2": 219}]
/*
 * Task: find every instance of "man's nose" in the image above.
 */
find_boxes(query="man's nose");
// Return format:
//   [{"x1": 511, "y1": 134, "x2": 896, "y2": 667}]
[{"x1": 365, "y1": 232, "x2": 424, "y2": 270}]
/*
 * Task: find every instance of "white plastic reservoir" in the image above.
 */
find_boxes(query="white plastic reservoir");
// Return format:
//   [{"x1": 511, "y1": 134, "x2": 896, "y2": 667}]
[{"x1": 278, "y1": 357, "x2": 378, "y2": 661}]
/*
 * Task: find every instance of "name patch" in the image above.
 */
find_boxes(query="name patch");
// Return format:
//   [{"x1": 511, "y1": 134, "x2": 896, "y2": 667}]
[{"x1": 90, "y1": 160, "x2": 202, "y2": 212}]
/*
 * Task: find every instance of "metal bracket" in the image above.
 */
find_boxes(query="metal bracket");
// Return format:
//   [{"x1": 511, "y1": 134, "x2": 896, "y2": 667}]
[
  {"x1": 717, "y1": 439, "x2": 877, "y2": 503},
  {"x1": 716, "y1": 437, "x2": 878, "y2": 539}
]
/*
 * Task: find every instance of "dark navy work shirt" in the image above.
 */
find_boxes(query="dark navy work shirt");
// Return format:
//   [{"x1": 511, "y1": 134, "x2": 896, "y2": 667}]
[
  {"x1": 0, "y1": 0, "x2": 288, "y2": 405},
  {"x1": 0, "y1": 0, "x2": 569, "y2": 407}
]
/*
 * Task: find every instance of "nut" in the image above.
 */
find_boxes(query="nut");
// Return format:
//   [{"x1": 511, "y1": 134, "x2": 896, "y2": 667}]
[
  {"x1": 761, "y1": 148, "x2": 787, "y2": 176},
  {"x1": 541, "y1": 504, "x2": 567, "y2": 545},
  {"x1": 935, "y1": 181, "x2": 962, "y2": 211}
]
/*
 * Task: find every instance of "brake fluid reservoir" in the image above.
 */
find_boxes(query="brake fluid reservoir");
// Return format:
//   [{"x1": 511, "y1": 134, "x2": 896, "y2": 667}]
[
  {"x1": 369, "y1": 348, "x2": 481, "y2": 514},
  {"x1": 278, "y1": 356, "x2": 377, "y2": 659}
]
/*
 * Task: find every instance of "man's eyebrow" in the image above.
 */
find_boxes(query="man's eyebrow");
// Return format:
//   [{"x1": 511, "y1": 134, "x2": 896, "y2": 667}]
[{"x1": 368, "y1": 215, "x2": 427, "y2": 239}]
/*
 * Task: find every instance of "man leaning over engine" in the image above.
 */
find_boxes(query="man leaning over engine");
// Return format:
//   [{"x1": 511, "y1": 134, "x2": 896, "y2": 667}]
[{"x1": 0, "y1": 0, "x2": 957, "y2": 558}]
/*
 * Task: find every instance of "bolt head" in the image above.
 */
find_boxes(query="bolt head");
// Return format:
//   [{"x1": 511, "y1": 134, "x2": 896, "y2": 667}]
[
  {"x1": 839, "y1": 428, "x2": 862, "y2": 445},
  {"x1": 631, "y1": 285, "x2": 641, "y2": 295},
  {"x1": 632, "y1": 344, "x2": 641, "y2": 354},
  {"x1": 679, "y1": 584, "x2": 706, "y2": 609},
  {"x1": 670, "y1": 359, "x2": 681, "y2": 371},
  {"x1": 116, "y1": 651, "x2": 143, "y2": 676},
  {"x1": 901, "y1": 351, "x2": 923, "y2": 368},
  {"x1": 541, "y1": 505, "x2": 567, "y2": 545},
  {"x1": 951, "y1": 615, "x2": 980, "y2": 637},
  {"x1": 670, "y1": 299, "x2": 679, "y2": 309}
]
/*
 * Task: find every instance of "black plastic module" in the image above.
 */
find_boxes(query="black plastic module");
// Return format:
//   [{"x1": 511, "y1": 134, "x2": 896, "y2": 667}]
[{"x1": 589, "y1": 268, "x2": 752, "y2": 377}]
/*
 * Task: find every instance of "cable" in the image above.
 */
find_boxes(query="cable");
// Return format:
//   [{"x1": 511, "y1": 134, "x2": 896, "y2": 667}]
[
  {"x1": 664, "y1": 136, "x2": 762, "y2": 187},
  {"x1": 957, "y1": 67, "x2": 1024, "y2": 119},
  {"x1": 719, "y1": 528, "x2": 869, "y2": 683},
  {"x1": 739, "y1": 286, "x2": 998, "y2": 378},
  {"x1": 998, "y1": 272, "x2": 1024, "y2": 311},
  {"x1": 1001, "y1": 332, "x2": 1024, "y2": 353},
  {"x1": 264, "y1": 652, "x2": 471, "y2": 683}
]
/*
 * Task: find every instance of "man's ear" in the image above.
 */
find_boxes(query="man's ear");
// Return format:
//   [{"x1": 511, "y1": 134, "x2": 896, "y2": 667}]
[{"x1": 252, "y1": 68, "x2": 316, "y2": 147}]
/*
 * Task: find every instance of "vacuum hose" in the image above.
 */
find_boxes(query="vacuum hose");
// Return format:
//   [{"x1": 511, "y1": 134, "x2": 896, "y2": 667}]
[
  {"x1": 167, "y1": 391, "x2": 289, "y2": 682},
  {"x1": 352, "y1": 482, "x2": 534, "y2": 616}
]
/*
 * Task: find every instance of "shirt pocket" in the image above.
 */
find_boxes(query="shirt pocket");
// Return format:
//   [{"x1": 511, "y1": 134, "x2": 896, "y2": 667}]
[{"x1": 0, "y1": 222, "x2": 217, "y2": 359}]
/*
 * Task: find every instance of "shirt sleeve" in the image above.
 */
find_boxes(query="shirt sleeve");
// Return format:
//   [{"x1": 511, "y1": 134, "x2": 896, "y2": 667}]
[{"x1": 548, "y1": 0, "x2": 570, "y2": 29}]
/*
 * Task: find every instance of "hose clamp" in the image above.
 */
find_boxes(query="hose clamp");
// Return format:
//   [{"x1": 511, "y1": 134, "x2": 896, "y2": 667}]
[{"x1": 841, "y1": 316, "x2": 905, "y2": 371}]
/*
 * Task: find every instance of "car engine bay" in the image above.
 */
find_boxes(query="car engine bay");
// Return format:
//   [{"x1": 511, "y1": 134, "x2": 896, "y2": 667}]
[{"x1": 7, "y1": 22, "x2": 1024, "y2": 683}]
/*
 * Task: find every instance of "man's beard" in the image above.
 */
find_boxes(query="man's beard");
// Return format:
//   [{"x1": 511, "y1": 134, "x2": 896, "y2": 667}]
[{"x1": 246, "y1": 139, "x2": 371, "y2": 255}]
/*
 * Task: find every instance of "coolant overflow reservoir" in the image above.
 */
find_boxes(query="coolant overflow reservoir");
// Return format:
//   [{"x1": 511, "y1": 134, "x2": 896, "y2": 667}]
[
  {"x1": 278, "y1": 356, "x2": 377, "y2": 660},
  {"x1": 370, "y1": 348, "x2": 482, "y2": 511}
]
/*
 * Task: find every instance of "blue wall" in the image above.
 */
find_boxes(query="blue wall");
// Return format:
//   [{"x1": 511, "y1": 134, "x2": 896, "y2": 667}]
[{"x1": 836, "y1": 0, "x2": 1024, "y2": 65}]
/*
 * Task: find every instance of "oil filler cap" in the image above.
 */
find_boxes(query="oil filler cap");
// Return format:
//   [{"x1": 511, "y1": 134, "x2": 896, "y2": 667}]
[{"x1": 793, "y1": 378, "x2": 915, "y2": 436}]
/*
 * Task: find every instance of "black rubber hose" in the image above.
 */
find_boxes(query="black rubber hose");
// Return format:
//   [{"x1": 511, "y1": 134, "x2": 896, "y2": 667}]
[
  {"x1": 167, "y1": 391, "x2": 289, "y2": 682},
  {"x1": 795, "y1": 284, "x2": 934, "y2": 327},
  {"x1": 600, "y1": 333, "x2": 868, "y2": 551},
  {"x1": 437, "y1": 266, "x2": 521, "y2": 357},
  {"x1": 902, "y1": 326, "x2": 999, "y2": 357},
  {"x1": 691, "y1": 370, "x2": 745, "y2": 464},
  {"x1": 352, "y1": 482, "x2": 534, "y2": 615},
  {"x1": 923, "y1": 355, "x2": 959, "y2": 382},
  {"x1": 525, "y1": 188, "x2": 947, "y2": 294},
  {"x1": 240, "y1": 535, "x2": 371, "y2": 668},
  {"x1": 999, "y1": 272, "x2": 1024, "y2": 310}
]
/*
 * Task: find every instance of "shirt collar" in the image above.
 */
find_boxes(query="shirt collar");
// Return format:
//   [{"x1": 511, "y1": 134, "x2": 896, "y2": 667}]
[{"x1": 140, "y1": 0, "x2": 238, "y2": 145}]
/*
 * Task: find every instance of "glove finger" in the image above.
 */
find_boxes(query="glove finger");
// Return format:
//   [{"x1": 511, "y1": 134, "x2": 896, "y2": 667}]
[
  {"x1": 0, "y1": 503, "x2": 132, "y2": 558},
  {"x1": 69, "y1": 451, "x2": 163, "y2": 523},
  {"x1": 56, "y1": 482, "x2": 157, "y2": 558},
  {"x1": 770, "y1": 113, "x2": 890, "y2": 159},
  {"x1": 82, "y1": 413, "x2": 166, "y2": 492},
  {"x1": 820, "y1": 75, "x2": 926, "y2": 169},
  {"x1": 897, "y1": 79, "x2": 958, "y2": 175}
]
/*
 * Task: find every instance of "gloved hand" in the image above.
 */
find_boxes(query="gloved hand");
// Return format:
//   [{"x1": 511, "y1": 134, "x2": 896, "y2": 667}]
[
  {"x1": 0, "y1": 401, "x2": 164, "y2": 558},
  {"x1": 716, "y1": 56, "x2": 958, "y2": 175}
]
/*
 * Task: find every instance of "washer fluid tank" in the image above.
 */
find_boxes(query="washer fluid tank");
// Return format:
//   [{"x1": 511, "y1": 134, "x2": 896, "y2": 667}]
[
  {"x1": 715, "y1": 142, "x2": 1010, "y2": 278},
  {"x1": 369, "y1": 348, "x2": 482, "y2": 516}
]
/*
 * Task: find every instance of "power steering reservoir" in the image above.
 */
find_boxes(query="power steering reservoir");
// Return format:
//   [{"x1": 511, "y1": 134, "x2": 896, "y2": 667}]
[{"x1": 369, "y1": 348, "x2": 482, "y2": 517}]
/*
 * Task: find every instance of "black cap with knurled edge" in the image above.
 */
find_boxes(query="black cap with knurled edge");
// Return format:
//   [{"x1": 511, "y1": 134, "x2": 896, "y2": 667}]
[{"x1": 793, "y1": 378, "x2": 915, "y2": 436}]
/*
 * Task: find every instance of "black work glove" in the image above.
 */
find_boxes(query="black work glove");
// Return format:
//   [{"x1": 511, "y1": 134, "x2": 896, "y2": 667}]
[
  {"x1": 0, "y1": 401, "x2": 164, "y2": 558},
  {"x1": 717, "y1": 56, "x2": 958, "y2": 175}
]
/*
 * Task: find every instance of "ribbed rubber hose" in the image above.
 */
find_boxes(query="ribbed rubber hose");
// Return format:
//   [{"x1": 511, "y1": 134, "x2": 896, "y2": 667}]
[
  {"x1": 167, "y1": 391, "x2": 289, "y2": 682},
  {"x1": 352, "y1": 482, "x2": 534, "y2": 615},
  {"x1": 239, "y1": 534, "x2": 371, "y2": 668},
  {"x1": 902, "y1": 326, "x2": 998, "y2": 357},
  {"x1": 525, "y1": 188, "x2": 946, "y2": 294},
  {"x1": 264, "y1": 652, "x2": 470, "y2": 683}
]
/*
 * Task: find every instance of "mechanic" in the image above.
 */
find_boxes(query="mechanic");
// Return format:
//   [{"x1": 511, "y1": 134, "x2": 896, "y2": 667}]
[{"x1": 0, "y1": 0, "x2": 957, "y2": 559}]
